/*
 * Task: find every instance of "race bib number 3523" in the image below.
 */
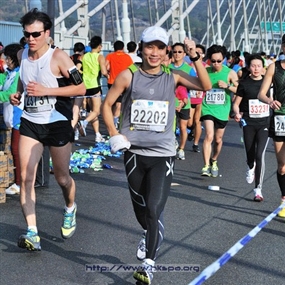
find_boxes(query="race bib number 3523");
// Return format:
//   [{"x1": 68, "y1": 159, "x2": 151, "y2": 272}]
[
  {"x1": 130, "y1": 99, "x2": 169, "y2": 132},
  {"x1": 249, "y1": 99, "x2": 269, "y2": 118}
]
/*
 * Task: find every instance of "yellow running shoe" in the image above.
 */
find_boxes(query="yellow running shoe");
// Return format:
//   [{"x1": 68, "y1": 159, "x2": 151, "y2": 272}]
[
  {"x1": 61, "y1": 203, "x2": 77, "y2": 239},
  {"x1": 18, "y1": 229, "x2": 41, "y2": 251},
  {"x1": 211, "y1": 160, "x2": 219, "y2": 178},
  {"x1": 277, "y1": 201, "x2": 285, "y2": 218},
  {"x1": 201, "y1": 165, "x2": 211, "y2": 177},
  {"x1": 133, "y1": 259, "x2": 154, "y2": 285}
]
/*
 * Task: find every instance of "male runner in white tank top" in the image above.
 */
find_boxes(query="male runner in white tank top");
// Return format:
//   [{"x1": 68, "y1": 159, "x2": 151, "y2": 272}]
[{"x1": 10, "y1": 8, "x2": 86, "y2": 251}]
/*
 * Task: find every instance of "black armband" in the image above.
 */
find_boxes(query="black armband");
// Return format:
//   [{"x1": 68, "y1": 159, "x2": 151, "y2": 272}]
[
  {"x1": 68, "y1": 66, "x2": 83, "y2": 85},
  {"x1": 189, "y1": 52, "x2": 201, "y2": 62}
]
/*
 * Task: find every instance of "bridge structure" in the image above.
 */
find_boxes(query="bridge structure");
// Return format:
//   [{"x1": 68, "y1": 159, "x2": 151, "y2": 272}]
[
  {"x1": 13, "y1": 0, "x2": 285, "y2": 55},
  {"x1": 46, "y1": 0, "x2": 285, "y2": 55}
]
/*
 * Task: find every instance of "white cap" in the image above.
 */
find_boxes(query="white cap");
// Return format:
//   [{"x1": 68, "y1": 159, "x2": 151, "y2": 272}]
[{"x1": 141, "y1": 26, "x2": 169, "y2": 46}]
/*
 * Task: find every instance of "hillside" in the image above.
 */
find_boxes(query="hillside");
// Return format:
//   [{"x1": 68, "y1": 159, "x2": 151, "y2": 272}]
[
  {"x1": 0, "y1": 0, "x2": 259, "y2": 46},
  {"x1": 0, "y1": 0, "x2": 210, "y2": 42}
]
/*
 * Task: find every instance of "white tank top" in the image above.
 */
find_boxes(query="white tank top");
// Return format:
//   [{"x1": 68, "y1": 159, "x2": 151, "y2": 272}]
[{"x1": 20, "y1": 46, "x2": 70, "y2": 124}]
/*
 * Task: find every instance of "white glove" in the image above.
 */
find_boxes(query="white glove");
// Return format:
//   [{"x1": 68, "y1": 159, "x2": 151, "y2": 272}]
[{"x1": 109, "y1": 134, "x2": 131, "y2": 153}]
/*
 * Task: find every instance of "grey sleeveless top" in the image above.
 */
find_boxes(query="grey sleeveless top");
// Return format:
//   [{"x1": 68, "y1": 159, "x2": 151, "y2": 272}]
[
  {"x1": 273, "y1": 61, "x2": 285, "y2": 114},
  {"x1": 120, "y1": 64, "x2": 176, "y2": 157}
]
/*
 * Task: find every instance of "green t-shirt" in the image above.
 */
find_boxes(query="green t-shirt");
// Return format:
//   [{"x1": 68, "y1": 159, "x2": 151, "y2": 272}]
[
  {"x1": 82, "y1": 52, "x2": 101, "y2": 89},
  {"x1": 201, "y1": 65, "x2": 232, "y2": 121},
  {"x1": 169, "y1": 62, "x2": 191, "y2": 109},
  {"x1": 0, "y1": 71, "x2": 19, "y2": 102}
]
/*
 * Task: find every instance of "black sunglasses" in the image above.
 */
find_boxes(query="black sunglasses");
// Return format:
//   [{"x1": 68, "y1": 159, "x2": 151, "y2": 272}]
[
  {"x1": 23, "y1": 30, "x2": 45, "y2": 38},
  {"x1": 211, "y1": 59, "x2": 223, "y2": 63},
  {"x1": 173, "y1": 51, "x2": 183, "y2": 54}
]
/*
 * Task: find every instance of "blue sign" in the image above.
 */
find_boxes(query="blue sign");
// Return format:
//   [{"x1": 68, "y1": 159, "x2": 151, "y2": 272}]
[{"x1": 260, "y1": 21, "x2": 285, "y2": 32}]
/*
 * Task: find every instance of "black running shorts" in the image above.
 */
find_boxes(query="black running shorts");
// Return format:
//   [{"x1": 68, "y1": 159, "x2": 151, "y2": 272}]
[
  {"x1": 269, "y1": 114, "x2": 285, "y2": 142},
  {"x1": 85, "y1": 87, "x2": 102, "y2": 97},
  {"x1": 200, "y1": 115, "x2": 228, "y2": 129},
  {"x1": 20, "y1": 117, "x2": 74, "y2": 146},
  {"x1": 176, "y1": 108, "x2": 190, "y2": 120}
]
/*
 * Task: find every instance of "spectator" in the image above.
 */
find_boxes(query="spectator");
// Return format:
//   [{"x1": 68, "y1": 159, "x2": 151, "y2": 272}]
[
  {"x1": 0, "y1": 43, "x2": 22, "y2": 195},
  {"x1": 127, "y1": 41, "x2": 142, "y2": 64},
  {"x1": 0, "y1": 42, "x2": 6, "y2": 73}
]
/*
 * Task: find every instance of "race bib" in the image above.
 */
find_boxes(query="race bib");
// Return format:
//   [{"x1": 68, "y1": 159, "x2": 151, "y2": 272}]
[
  {"x1": 205, "y1": 89, "x2": 225, "y2": 104},
  {"x1": 25, "y1": 95, "x2": 52, "y2": 113},
  {"x1": 249, "y1": 99, "x2": 270, "y2": 118},
  {"x1": 130, "y1": 99, "x2": 169, "y2": 132},
  {"x1": 274, "y1": 115, "x2": 285, "y2": 136},
  {"x1": 189, "y1": 90, "x2": 202, "y2": 99}
]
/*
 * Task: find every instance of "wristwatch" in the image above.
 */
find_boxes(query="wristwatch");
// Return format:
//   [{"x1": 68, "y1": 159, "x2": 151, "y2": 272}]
[{"x1": 189, "y1": 52, "x2": 201, "y2": 62}]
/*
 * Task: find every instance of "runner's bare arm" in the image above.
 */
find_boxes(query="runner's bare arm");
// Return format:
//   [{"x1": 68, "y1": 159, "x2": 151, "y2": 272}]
[
  {"x1": 179, "y1": 38, "x2": 212, "y2": 91},
  {"x1": 102, "y1": 69, "x2": 132, "y2": 137},
  {"x1": 98, "y1": 54, "x2": 109, "y2": 78},
  {"x1": 258, "y1": 63, "x2": 281, "y2": 110},
  {"x1": 26, "y1": 48, "x2": 86, "y2": 98}
]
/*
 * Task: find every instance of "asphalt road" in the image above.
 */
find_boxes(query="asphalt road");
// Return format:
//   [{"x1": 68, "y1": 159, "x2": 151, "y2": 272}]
[{"x1": 1, "y1": 119, "x2": 285, "y2": 285}]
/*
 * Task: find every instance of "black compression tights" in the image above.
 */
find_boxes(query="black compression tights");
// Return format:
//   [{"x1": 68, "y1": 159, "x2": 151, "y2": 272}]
[
  {"x1": 124, "y1": 151, "x2": 175, "y2": 260},
  {"x1": 277, "y1": 171, "x2": 285, "y2": 197},
  {"x1": 243, "y1": 124, "x2": 269, "y2": 188}
]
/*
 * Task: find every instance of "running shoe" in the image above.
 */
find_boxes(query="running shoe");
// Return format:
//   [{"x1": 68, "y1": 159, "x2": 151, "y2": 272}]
[
  {"x1": 80, "y1": 109, "x2": 87, "y2": 119},
  {"x1": 74, "y1": 129, "x2": 79, "y2": 141},
  {"x1": 187, "y1": 131, "x2": 194, "y2": 141},
  {"x1": 192, "y1": 144, "x2": 200, "y2": 153},
  {"x1": 211, "y1": 160, "x2": 219, "y2": 177},
  {"x1": 177, "y1": 149, "x2": 185, "y2": 160},
  {"x1": 18, "y1": 229, "x2": 41, "y2": 251},
  {"x1": 253, "y1": 187, "x2": 263, "y2": 202},
  {"x1": 246, "y1": 163, "x2": 255, "y2": 184},
  {"x1": 5, "y1": 183, "x2": 20, "y2": 195},
  {"x1": 136, "y1": 233, "x2": 146, "y2": 261},
  {"x1": 277, "y1": 200, "x2": 285, "y2": 218},
  {"x1": 95, "y1": 133, "x2": 105, "y2": 143},
  {"x1": 61, "y1": 203, "x2": 77, "y2": 239},
  {"x1": 201, "y1": 165, "x2": 211, "y2": 177},
  {"x1": 133, "y1": 259, "x2": 154, "y2": 285},
  {"x1": 78, "y1": 121, "x2": 86, "y2": 137}
]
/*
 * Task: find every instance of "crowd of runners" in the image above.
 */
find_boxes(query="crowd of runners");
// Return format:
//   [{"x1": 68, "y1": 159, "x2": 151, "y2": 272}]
[{"x1": 1, "y1": 8, "x2": 285, "y2": 285}]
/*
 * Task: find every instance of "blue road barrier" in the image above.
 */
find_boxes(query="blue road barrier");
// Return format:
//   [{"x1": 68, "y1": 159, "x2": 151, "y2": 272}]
[
  {"x1": 71, "y1": 94, "x2": 107, "y2": 99},
  {"x1": 187, "y1": 202, "x2": 285, "y2": 285}
]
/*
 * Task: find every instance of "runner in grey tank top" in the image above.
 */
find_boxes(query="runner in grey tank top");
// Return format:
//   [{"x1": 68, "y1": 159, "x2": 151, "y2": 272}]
[{"x1": 102, "y1": 26, "x2": 211, "y2": 285}]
